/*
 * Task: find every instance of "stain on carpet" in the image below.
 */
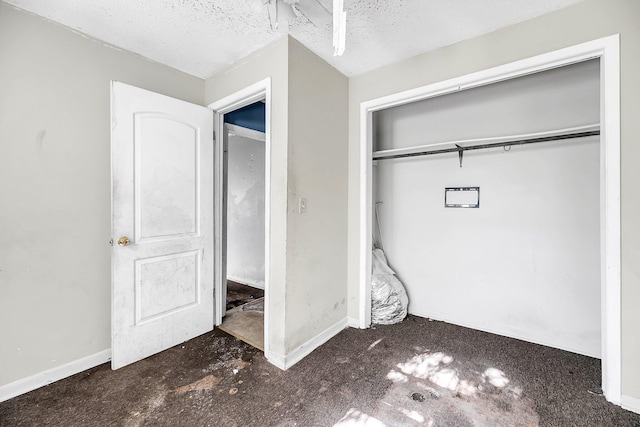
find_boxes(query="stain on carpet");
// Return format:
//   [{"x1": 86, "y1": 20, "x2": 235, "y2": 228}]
[{"x1": 174, "y1": 375, "x2": 221, "y2": 394}]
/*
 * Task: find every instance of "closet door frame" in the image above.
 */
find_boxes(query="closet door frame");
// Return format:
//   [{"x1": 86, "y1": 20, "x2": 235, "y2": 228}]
[{"x1": 357, "y1": 35, "x2": 621, "y2": 404}]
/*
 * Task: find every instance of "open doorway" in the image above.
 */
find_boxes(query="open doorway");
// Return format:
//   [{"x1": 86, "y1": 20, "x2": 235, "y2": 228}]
[
  {"x1": 358, "y1": 36, "x2": 620, "y2": 403},
  {"x1": 209, "y1": 78, "x2": 272, "y2": 359},
  {"x1": 217, "y1": 101, "x2": 267, "y2": 351},
  {"x1": 371, "y1": 59, "x2": 601, "y2": 357}
]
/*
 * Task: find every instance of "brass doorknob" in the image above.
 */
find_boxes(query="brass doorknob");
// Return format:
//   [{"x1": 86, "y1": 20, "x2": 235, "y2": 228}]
[{"x1": 117, "y1": 236, "x2": 131, "y2": 247}]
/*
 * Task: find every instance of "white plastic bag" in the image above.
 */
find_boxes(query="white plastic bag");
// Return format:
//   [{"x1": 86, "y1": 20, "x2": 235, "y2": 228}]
[{"x1": 371, "y1": 248, "x2": 408, "y2": 325}]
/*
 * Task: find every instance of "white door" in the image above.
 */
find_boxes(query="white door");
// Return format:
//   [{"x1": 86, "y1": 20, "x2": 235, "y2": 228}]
[{"x1": 111, "y1": 81, "x2": 214, "y2": 369}]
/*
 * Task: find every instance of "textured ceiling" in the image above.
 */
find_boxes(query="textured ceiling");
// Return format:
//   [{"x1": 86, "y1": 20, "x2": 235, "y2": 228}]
[{"x1": 4, "y1": 0, "x2": 584, "y2": 78}]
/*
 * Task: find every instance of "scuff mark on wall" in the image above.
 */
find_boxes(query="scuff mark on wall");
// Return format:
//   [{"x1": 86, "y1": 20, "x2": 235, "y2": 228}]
[{"x1": 35, "y1": 129, "x2": 46, "y2": 151}]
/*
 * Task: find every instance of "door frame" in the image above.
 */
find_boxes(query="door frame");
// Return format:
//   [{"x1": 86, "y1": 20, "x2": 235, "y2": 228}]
[
  {"x1": 209, "y1": 78, "x2": 271, "y2": 356},
  {"x1": 357, "y1": 35, "x2": 621, "y2": 403}
]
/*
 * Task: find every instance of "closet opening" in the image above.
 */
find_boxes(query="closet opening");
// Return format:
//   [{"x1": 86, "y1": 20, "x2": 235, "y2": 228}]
[
  {"x1": 217, "y1": 100, "x2": 267, "y2": 351},
  {"x1": 373, "y1": 59, "x2": 601, "y2": 356},
  {"x1": 358, "y1": 36, "x2": 620, "y2": 404}
]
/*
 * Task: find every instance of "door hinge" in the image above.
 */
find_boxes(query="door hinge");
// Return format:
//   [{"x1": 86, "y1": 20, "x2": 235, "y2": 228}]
[{"x1": 213, "y1": 130, "x2": 216, "y2": 142}]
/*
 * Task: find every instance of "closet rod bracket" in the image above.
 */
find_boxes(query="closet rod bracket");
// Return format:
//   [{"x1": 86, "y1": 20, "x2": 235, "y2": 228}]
[{"x1": 456, "y1": 144, "x2": 463, "y2": 168}]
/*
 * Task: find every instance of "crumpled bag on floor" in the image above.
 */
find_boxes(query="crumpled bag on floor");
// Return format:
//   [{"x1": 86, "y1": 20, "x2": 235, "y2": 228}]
[{"x1": 371, "y1": 248, "x2": 408, "y2": 325}]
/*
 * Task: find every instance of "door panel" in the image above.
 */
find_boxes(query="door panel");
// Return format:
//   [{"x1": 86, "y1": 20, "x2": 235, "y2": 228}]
[
  {"x1": 135, "y1": 250, "x2": 200, "y2": 323},
  {"x1": 111, "y1": 81, "x2": 214, "y2": 369},
  {"x1": 136, "y1": 114, "x2": 199, "y2": 240}
]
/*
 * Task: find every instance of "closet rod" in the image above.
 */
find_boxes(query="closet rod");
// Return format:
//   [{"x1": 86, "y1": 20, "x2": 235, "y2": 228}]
[{"x1": 373, "y1": 130, "x2": 600, "y2": 161}]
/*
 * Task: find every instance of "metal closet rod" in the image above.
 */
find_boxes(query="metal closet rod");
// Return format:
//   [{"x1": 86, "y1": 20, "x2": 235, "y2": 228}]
[{"x1": 373, "y1": 130, "x2": 600, "y2": 161}]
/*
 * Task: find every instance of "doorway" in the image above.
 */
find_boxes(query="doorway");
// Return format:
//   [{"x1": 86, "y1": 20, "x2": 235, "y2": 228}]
[
  {"x1": 358, "y1": 36, "x2": 620, "y2": 403},
  {"x1": 218, "y1": 103, "x2": 267, "y2": 350},
  {"x1": 209, "y1": 79, "x2": 272, "y2": 357},
  {"x1": 371, "y1": 59, "x2": 601, "y2": 357}
]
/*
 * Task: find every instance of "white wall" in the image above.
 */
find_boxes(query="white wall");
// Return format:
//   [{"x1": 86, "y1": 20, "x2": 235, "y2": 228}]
[
  {"x1": 373, "y1": 61, "x2": 601, "y2": 357},
  {"x1": 373, "y1": 60, "x2": 600, "y2": 151},
  {"x1": 226, "y1": 129, "x2": 266, "y2": 289},
  {"x1": 348, "y1": 0, "x2": 640, "y2": 400},
  {"x1": 375, "y1": 138, "x2": 599, "y2": 357},
  {"x1": 0, "y1": 3, "x2": 204, "y2": 388},
  {"x1": 285, "y1": 38, "x2": 349, "y2": 352}
]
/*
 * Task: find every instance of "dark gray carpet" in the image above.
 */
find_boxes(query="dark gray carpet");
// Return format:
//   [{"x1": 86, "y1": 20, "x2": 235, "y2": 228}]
[{"x1": 1, "y1": 316, "x2": 639, "y2": 426}]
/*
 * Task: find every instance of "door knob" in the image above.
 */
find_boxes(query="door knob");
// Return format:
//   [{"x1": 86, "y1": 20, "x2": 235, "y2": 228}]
[{"x1": 117, "y1": 236, "x2": 131, "y2": 247}]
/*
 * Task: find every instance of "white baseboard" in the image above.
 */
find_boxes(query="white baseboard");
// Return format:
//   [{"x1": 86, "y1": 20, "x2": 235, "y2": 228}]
[
  {"x1": 0, "y1": 349, "x2": 111, "y2": 403},
  {"x1": 411, "y1": 308, "x2": 600, "y2": 359},
  {"x1": 621, "y1": 394, "x2": 640, "y2": 415},
  {"x1": 267, "y1": 317, "x2": 348, "y2": 370},
  {"x1": 348, "y1": 317, "x2": 361, "y2": 328},
  {"x1": 266, "y1": 350, "x2": 287, "y2": 370}
]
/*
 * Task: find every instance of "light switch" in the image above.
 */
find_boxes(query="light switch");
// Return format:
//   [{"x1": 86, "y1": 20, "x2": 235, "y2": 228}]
[{"x1": 298, "y1": 197, "x2": 307, "y2": 214}]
